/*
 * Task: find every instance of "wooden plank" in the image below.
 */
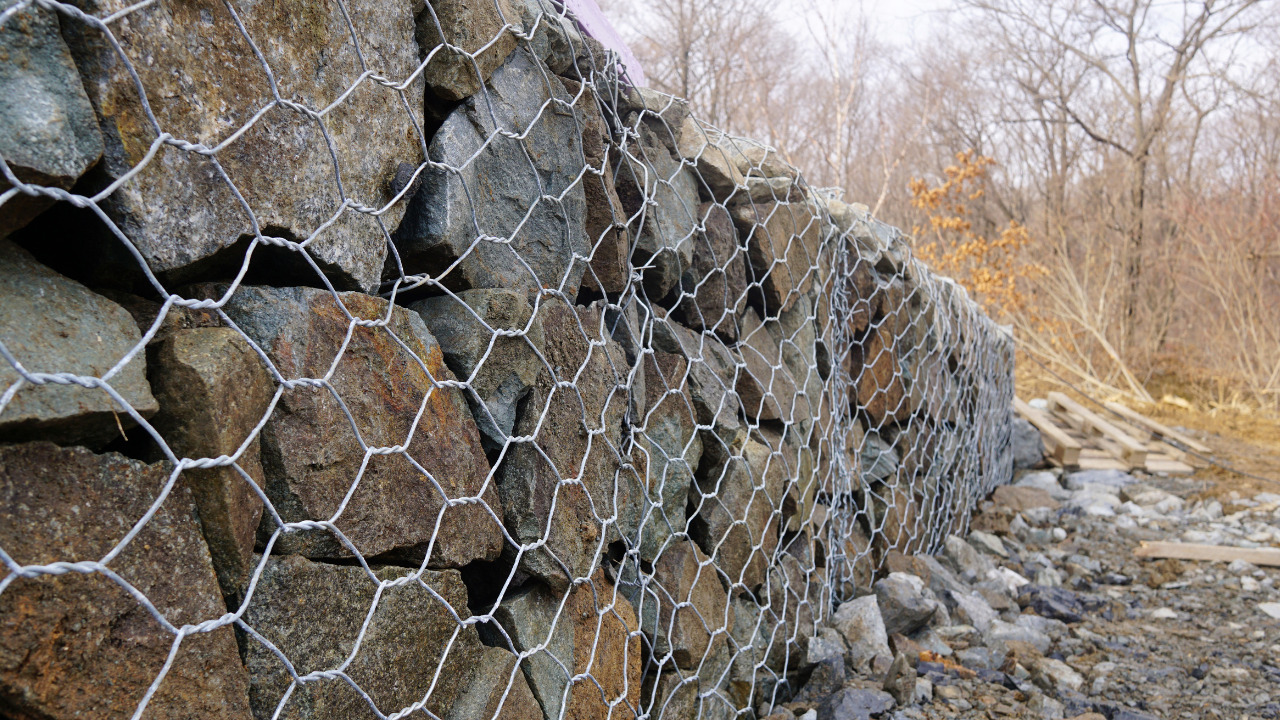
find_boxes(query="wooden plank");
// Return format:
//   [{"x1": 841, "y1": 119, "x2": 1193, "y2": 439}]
[
  {"x1": 1104, "y1": 401, "x2": 1212, "y2": 454},
  {"x1": 1014, "y1": 398, "x2": 1081, "y2": 466},
  {"x1": 1144, "y1": 457, "x2": 1195, "y2": 476},
  {"x1": 1134, "y1": 541, "x2": 1280, "y2": 567},
  {"x1": 1048, "y1": 392, "x2": 1148, "y2": 467}
]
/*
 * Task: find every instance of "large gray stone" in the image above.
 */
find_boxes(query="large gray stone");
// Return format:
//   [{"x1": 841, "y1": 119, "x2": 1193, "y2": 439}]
[
  {"x1": 218, "y1": 285, "x2": 503, "y2": 567},
  {"x1": 731, "y1": 202, "x2": 824, "y2": 315},
  {"x1": 689, "y1": 438, "x2": 784, "y2": 595},
  {"x1": 149, "y1": 327, "x2": 273, "y2": 599},
  {"x1": 410, "y1": 289, "x2": 545, "y2": 451},
  {"x1": 1012, "y1": 415, "x2": 1045, "y2": 470},
  {"x1": 675, "y1": 203, "x2": 747, "y2": 341},
  {"x1": 492, "y1": 571, "x2": 641, "y2": 720},
  {"x1": 496, "y1": 302, "x2": 638, "y2": 589},
  {"x1": 633, "y1": 351, "x2": 702, "y2": 559},
  {"x1": 0, "y1": 241, "x2": 158, "y2": 445},
  {"x1": 64, "y1": 0, "x2": 423, "y2": 291},
  {"x1": 831, "y1": 595, "x2": 890, "y2": 672},
  {"x1": 736, "y1": 307, "x2": 798, "y2": 422},
  {"x1": 873, "y1": 572, "x2": 938, "y2": 636},
  {"x1": 0, "y1": 0, "x2": 103, "y2": 235},
  {"x1": 417, "y1": 0, "x2": 519, "y2": 101},
  {"x1": 394, "y1": 48, "x2": 588, "y2": 300},
  {"x1": 445, "y1": 646, "x2": 543, "y2": 720},
  {"x1": 242, "y1": 555, "x2": 484, "y2": 720},
  {"x1": 0, "y1": 442, "x2": 253, "y2": 720},
  {"x1": 563, "y1": 79, "x2": 630, "y2": 296},
  {"x1": 651, "y1": 315, "x2": 745, "y2": 446},
  {"x1": 625, "y1": 539, "x2": 731, "y2": 670},
  {"x1": 614, "y1": 121, "x2": 700, "y2": 301},
  {"x1": 816, "y1": 688, "x2": 895, "y2": 720}
]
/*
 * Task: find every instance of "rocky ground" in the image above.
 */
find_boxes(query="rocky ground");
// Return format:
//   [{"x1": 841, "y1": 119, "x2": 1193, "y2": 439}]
[{"x1": 762, "y1": 466, "x2": 1280, "y2": 720}]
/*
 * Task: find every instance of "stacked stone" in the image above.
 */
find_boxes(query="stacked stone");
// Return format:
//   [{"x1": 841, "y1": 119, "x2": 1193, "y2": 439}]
[{"x1": 0, "y1": 2, "x2": 1013, "y2": 720}]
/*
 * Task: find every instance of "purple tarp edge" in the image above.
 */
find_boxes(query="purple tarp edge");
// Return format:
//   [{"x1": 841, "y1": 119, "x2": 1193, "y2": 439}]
[{"x1": 560, "y1": 0, "x2": 647, "y2": 86}]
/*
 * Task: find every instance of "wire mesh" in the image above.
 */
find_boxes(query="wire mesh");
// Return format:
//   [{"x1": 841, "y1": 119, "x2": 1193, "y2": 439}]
[{"x1": 0, "y1": 1, "x2": 1014, "y2": 719}]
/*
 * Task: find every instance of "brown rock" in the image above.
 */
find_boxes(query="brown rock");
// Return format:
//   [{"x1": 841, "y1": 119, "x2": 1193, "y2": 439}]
[
  {"x1": 416, "y1": 0, "x2": 519, "y2": 101},
  {"x1": 564, "y1": 79, "x2": 631, "y2": 297},
  {"x1": 629, "y1": 539, "x2": 732, "y2": 669},
  {"x1": 735, "y1": 308, "x2": 793, "y2": 422},
  {"x1": 149, "y1": 327, "x2": 274, "y2": 598},
  {"x1": 0, "y1": 241, "x2": 158, "y2": 446},
  {"x1": 218, "y1": 285, "x2": 502, "y2": 567},
  {"x1": 991, "y1": 485, "x2": 1059, "y2": 512},
  {"x1": 634, "y1": 351, "x2": 702, "y2": 560},
  {"x1": 690, "y1": 439, "x2": 784, "y2": 594},
  {"x1": 731, "y1": 202, "x2": 824, "y2": 315},
  {"x1": 849, "y1": 323, "x2": 907, "y2": 427},
  {"x1": 0, "y1": 442, "x2": 252, "y2": 720},
  {"x1": 242, "y1": 555, "x2": 484, "y2": 720},
  {"x1": 445, "y1": 646, "x2": 543, "y2": 720},
  {"x1": 676, "y1": 203, "x2": 748, "y2": 341},
  {"x1": 493, "y1": 570, "x2": 641, "y2": 720},
  {"x1": 496, "y1": 302, "x2": 639, "y2": 588}
]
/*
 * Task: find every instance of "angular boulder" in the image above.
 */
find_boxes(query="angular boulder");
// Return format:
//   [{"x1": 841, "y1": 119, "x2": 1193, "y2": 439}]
[
  {"x1": 689, "y1": 439, "x2": 784, "y2": 594},
  {"x1": 0, "y1": 442, "x2": 252, "y2": 720},
  {"x1": 675, "y1": 203, "x2": 747, "y2": 341},
  {"x1": 625, "y1": 539, "x2": 731, "y2": 669},
  {"x1": 218, "y1": 285, "x2": 503, "y2": 567},
  {"x1": 416, "y1": 0, "x2": 519, "y2": 101},
  {"x1": 149, "y1": 327, "x2": 274, "y2": 599},
  {"x1": 64, "y1": 0, "x2": 424, "y2": 291},
  {"x1": 496, "y1": 302, "x2": 638, "y2": 588},
  {"x1": 831, "y1": 595, "x2": 891, "y2": 672},
  {"x1": 850, "y1": 322, "x2": 907, "y2": 427},
  {"x1": 736, "y1": 308, "x2": 799, "y2": 422},
  {"x1": 731, "y1": 202, "x2": 824, "y2": 315},
  {"x1": 410, "y1": 289, "x2": 545, "y2": 452},
  {"x1": 873, "y1": 572, "x2": 938, "y2": 636},
  {"x1": 563, "y1": 79, "x2": 631, "y2": 296},
  {"x1": 0, "y1": 0, "x2": 103, "y2": 234},
  {"x1": 633, "y1": 351, "x2": 702, "y2": 559},
  {"x1": 0, "y1": 241, "x2": 158, "y2": 446},
  {"x1": 493, "y1": 571, "x2": 641, "y2": 720},
  {"x1": 445, "y1": 646, "x2": 543, "y2": 720},
  {"x1": 394, "y1": 47, "x2": 588, "y2": 300},
  {"x1": 675, "y1": 119, "x2": 746, "y2": 202},
  {"x1": 242, "y1": 555, "x2": 484, "y2": 720}
]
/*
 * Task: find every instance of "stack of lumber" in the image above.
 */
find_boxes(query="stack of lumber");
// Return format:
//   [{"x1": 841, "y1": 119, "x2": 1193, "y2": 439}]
[{"x1": 1014, "y1": 392, "x2": 1204, "y2": 475}]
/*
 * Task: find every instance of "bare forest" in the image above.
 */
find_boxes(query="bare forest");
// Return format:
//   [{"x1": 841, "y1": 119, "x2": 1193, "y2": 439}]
[{"x1": 602, "y1": 0, "x2": 1280, "y2": 417}]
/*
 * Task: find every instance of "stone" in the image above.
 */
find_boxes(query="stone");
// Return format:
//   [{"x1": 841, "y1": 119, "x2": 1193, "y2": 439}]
[
  {"x1": 410, "y1": 289, "x2": 545, "y2": 451},
  {"x1": 149, "y1": 327, "x2": 273, "y2": 598},
  {"x1": 643, "y1": 672, "x2": 698, "y2": 720},
  {"x1": 674, "y1": 203, "x2": 748, "y2": 341},
  {"x1": 218, "y1": 285, "x2": 502, "y2": 567},
  {"x1": 874, "y1": 573, "x2": 939, "y2": 636},
  {"x1": 64, "y1": 0, "x2": 423, "y2": 291},
  {"x1": 806, "y1": 627, "x2": 848, "y2": 666},
  {"x1": 649, "y1": 315, "x2": 744, "y2": 443},
  {"x1": 394, "y1": 47, "x2": 587, "y2": 300},
  {"x1": 761, "y1": 553, "x2": 821, "y2": 671},
  {"x1": 1016, "y1": 585, "x2": 1087, "y2": 624},
  {"x1": 625, "y1": 539, "x2": 730, "y2": 669},
  {"x1": 689, "y1": 438, "x2": 784, "y2": 594},
  {"x1": 496, "y1": 302, "x2": 638, "y2": 589},
  {"x1": 1259, "y1": 602, "x2": 1280, "y2": 620},
  {"x1": 849, "y1": 323, "x2": 907, "y2": 427},
  {"x1": 992, "y1": 485, "x2": 1059, "y2": 512},
  {"x1": 860, "y1": 432, "x2": 899, "y2": 484},
  {"x1": 676, "y1": 119, "x2": 747, "y2": 201},
  {"x1": 565, "y1": 80, "x2": 631, "y2": 296},
  {"x1": 242, "y1": 555, "x2": 483, "y2": 720},
  {"x1": 445, "y1": 646, "x2": 543, "y2": 720},
  {"x1": 1063, "y1": 469, "x2": 1136, "y2": 491},
  {"x1": 633, "y1": 351, "x2": 703, "y2": 560},
  {"x1": 968, "y1": 530, "x2": 1008, "y2": 558},
  {"x1": 0, "y1": 241, "x2": 158, "y2": 445},
  {"x1": 941, "y1": 535, "x2": 994, "y2": 581},
  {"x1": 816, "y1": 687, "x2": 895, "y2": 720},
  {"x1": 882, "y1": 652, "x2": 917, "y2": 707},
  {"x1": 731, "y1": 202, "x2": 824, "y2": 315},
  {"x1": 792, "y1": 655, "x2": 846, "y2": 704},
  {"x1": 0, "y1": 442, "x2": 252, "y2": 720},
  {"x1": 512, "y1": 0, "x2": 598, "y2": 77},
  {"x1": 949, "y1": 591, "x2": 998, "y2": 634},
  {"x1": 984, "y1": 618, "x2": 1052, "y2": 656},
  {"x1": 1015, "y1": 471, "x2": 1071, "y2": 500},
  {"x1": 736, "y1": 307, "x2": 800, "y2": 422},
  {"x1": 831, "y1": 595, "x2": 891, "y2": 672},
  {"x1": 493, "y1": 571, "x2": 641, "y2": 720},
  {"x1": 615, "y1": 120, "x2": 700, "y2": 301},
  {"x1": 1012, "y1": 416, "x2": 1045, "y2": 469},
  {"x1": 417, "y1": 0, "x2": 519, "y2": 101},
  {"x1": 0, "y1": 0, "x2": 103, "y2": 235},
  {"x1": 1030, "y1": 658, "x2": 1084, "y2": 693}
]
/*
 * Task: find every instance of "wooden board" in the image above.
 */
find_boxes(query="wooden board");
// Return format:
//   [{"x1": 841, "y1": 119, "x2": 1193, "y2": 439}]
[
  {"x1": 1048, "y1": 392, "x2": 1148, "y2": 467},
  {"x1": 1134, "y1": 541, "x2": 1280, "y2": 567},
  {"x1": 1104, "y1": 401, "x2": 1213, "y2": 454},
  {"x1": 1015, "y1": 397, "x2": 1081, "y2": 466},
  {"x1": 1144, "y1": 457, "x2": 1195, "y2": 476}
]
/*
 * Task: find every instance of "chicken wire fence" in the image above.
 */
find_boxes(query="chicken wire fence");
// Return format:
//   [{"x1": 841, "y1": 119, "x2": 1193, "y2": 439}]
[{"x1": 0, "y1": 1, "x2": 1014, "y2": 719}]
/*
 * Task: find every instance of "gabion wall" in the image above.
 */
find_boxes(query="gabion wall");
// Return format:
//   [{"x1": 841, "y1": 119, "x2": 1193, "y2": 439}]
[{"x1": 0, "y1": 1, "x2": 1014, "y2": 719}]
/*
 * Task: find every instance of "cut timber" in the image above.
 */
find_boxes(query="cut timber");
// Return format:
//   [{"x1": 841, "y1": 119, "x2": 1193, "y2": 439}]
[
  {"x1": 1014, "y1": 397, "x2": 1081, "y2": 467},
  {"x1": 1134, "y1": 541, "x2": 1280, "y2": 568},
  {"x1": 1144, "y1": 457, "x2": 1195, "y2": 476},
  {"x1": 1047, "y1": 392, "x2": 1148, "y2": 468},
  {"x1": 1104, "y1": 401, "x2": 1212, "y2": 454}
]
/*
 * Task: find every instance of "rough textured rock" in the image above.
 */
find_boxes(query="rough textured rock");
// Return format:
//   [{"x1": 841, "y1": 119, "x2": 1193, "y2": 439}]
[
  {"x1": 394, "y1": 47, "x2": 587, "y2": 300},
  {"x1": 816, "y1": 687, "x2": 895, "y2": 720},
  {"x1": 882, "y1": 652, "x2": 917, "y2": 707},
  {"x1": 831, "y1": 595, "x2": 891, "y2": 672},
  {"x1": 731, "y1": 202, "x2": 824, "y2": 315},
  {"x1": 615, "y1": 121, "x2": 701, "y2": 301},
  {"x1": 690, "y1": 438, "x2": 784, "y2": 594},
  {"x1": 737, "y1": 307, "x2": 800, "y2": 422},
  {"x1": 417, "y1": 0, "x2": 519, "y2": 101},
  {"x1": 1012, "y1": 415, "x2": 1045, "y2": 469},
  {"x1": 64, "y1": 0, "x2": 424, "y2": 291},
  {"x1": 0, "y1": 0, "x2": 103, "y2": 235},
  {"x1": 634, "y1": 351, "x2": 703, "y2": 560},
  {"x1": 626, "y1": 539, "x2": 731, "y2": 669},
  {"x1": 445, "y1": 646, "x2": 543, "y2": 720},
  {"x1": 849, "y1": 322, "x2": 907, "y2": 427},
  {"x1": 675, "y1": 120, "x2": 746, "y2": 201},
  {"x1": 992, "y1": 484, "x2": 1059, "y2": 512},
  {"x1": 565, "y1": 79, "x2": 631, "y2": 296},
  {"x1": 0, "y1": 241, "x2": 158, "y2": 445},
  {"x1": 496, "y1": 302, "x2": 638, "y2": 588},
  {"x1": 149, "y1": 327, "x2": 274, "y2": 598},
  {"x1": 651, "y1": 315, "x2": 746, "y2": 449},
  {"x1": 218, "y1": 285, "x2": 502, "y2": 567},
  {"x1": 675, "y1": 203, "x2": 748, "y2": 341},
  {"x1": 242, "y1": 555, "x2": 484, "y2": 720},
  {"x1": 410, "y1": 289, "x2": 545, "y2": 451},
  {"x1": 493, "y1": 571, "x2": 641, "y2": 720},
  {"x1": 874, "y1": 572, "x2": 939, "y2": 636},
  {"x1": 0, "y1": 442, "x2": 252, "y2": 720}
]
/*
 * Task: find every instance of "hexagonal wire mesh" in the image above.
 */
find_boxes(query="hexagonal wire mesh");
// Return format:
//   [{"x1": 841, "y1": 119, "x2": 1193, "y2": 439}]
[{"x1": 0, "y1": 1, "x2": 1013, "y2": 719}]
